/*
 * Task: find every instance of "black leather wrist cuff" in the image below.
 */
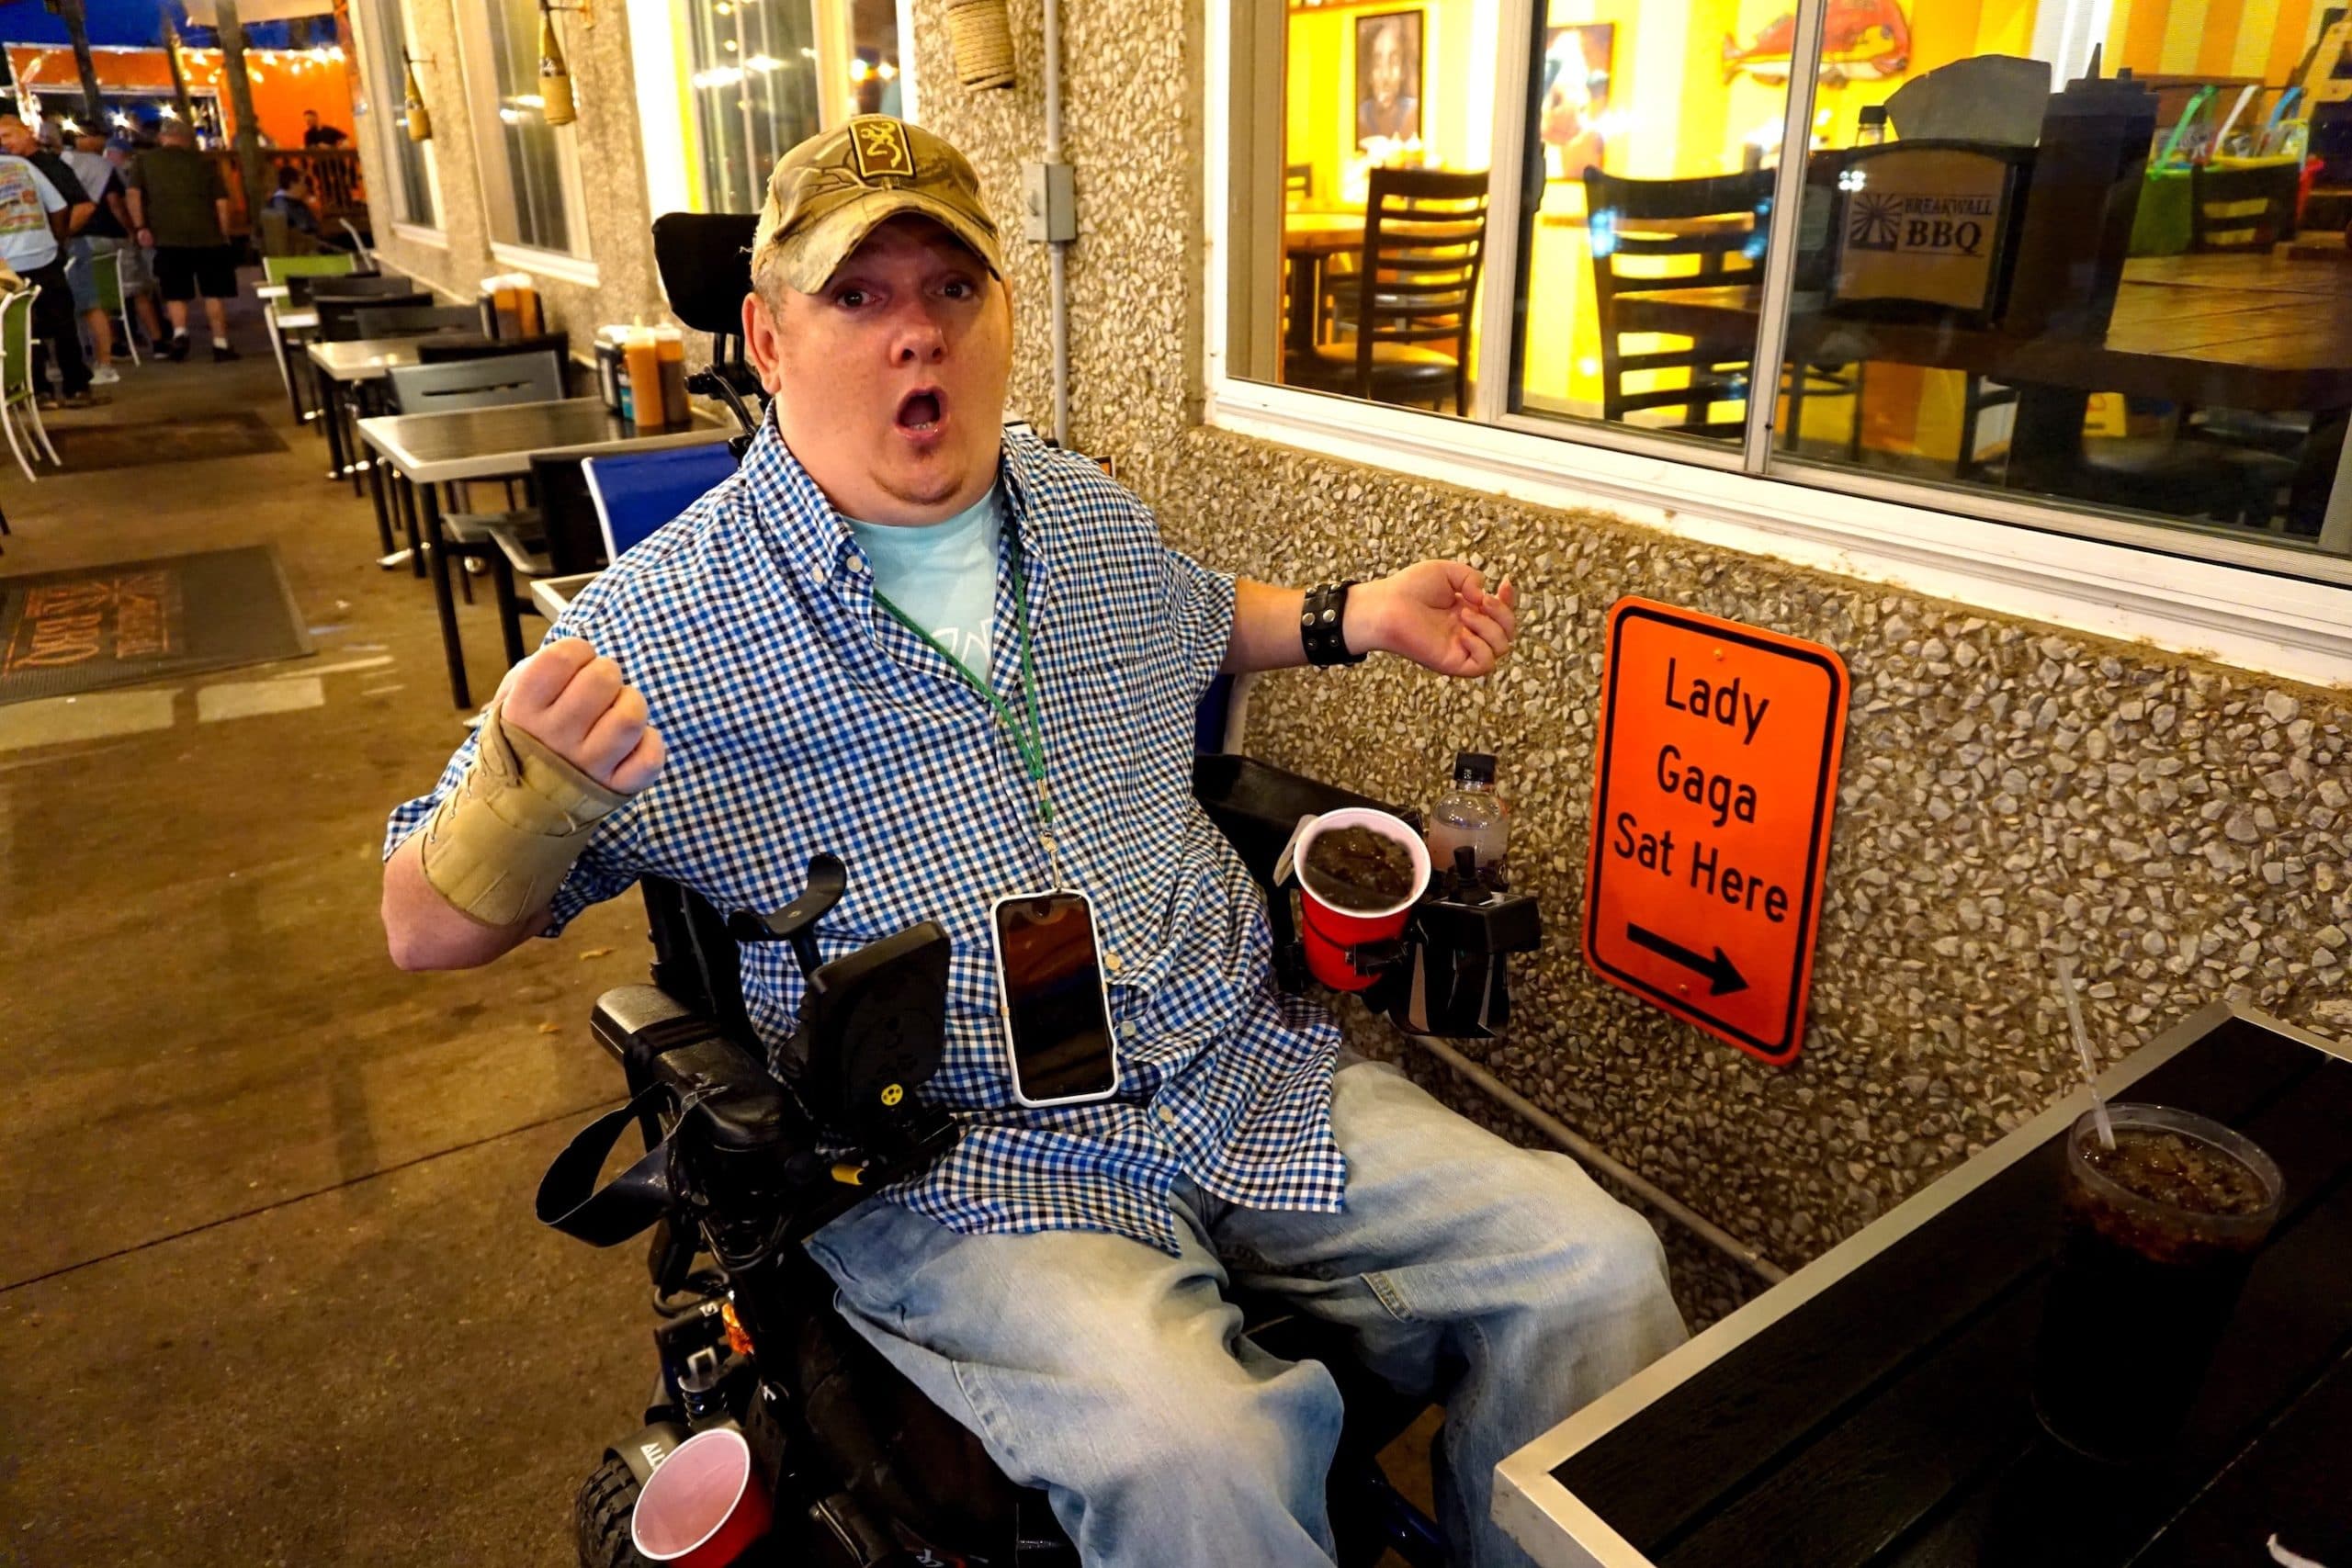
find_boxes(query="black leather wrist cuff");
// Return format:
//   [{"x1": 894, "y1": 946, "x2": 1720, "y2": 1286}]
[{"x1": 1300, "y1": 580, "x2": 1367, "y2": 667}]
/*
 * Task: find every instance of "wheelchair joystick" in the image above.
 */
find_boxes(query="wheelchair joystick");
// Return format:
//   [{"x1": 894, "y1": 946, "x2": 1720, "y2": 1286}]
[{"x1": 726, "y1": 853, "x2": 848, "y2": 980}]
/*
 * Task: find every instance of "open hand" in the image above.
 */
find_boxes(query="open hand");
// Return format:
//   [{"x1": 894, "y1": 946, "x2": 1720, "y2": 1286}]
[
  {"x1": 1351, "y1": 561, "x2": 1518, "y2": 677},
  {"x1": 498, "y1": 637, "x2": 666, "y2": 793}
]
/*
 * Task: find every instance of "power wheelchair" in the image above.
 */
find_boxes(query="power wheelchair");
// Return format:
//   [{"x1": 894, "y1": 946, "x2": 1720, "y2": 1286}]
[
  {"x1": 537, "y1": 216, "x2": 1542, "y2": 1567},
  {"x1": 542, "y1": 733, "x2": 1542, "y2": 1567}
]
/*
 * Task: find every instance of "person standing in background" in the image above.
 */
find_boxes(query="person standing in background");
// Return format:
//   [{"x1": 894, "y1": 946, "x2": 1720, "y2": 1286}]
[
  {"x1": 300, "y1": 110, "x2": 346, "y2": 148},
  {"x1": 61, "y1": 128, "x2": 143, "y2": 384},
  {"x1": 98, "y1": 135, "x2": 164, "y2": 344},
  {"x1": 127, "y1": 123, "x2": 239, "y2": 363},
  {"x1": 0, "y1": 119, "x2": 97, "y2": 406}
]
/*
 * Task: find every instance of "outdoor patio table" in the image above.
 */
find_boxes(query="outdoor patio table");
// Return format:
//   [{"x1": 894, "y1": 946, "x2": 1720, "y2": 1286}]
[
  {"x1": 1495, "y1": 998, "x2": 2350, "y2": 1568},
  {"x1": 356, "y1": 399, "x2": 730, "y2": 709}
]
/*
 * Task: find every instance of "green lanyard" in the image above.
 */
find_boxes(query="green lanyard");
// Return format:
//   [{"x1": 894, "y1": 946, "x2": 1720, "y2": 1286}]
[{"x1": 872, "y1": 550, "x2": 1055, "y2": 839}]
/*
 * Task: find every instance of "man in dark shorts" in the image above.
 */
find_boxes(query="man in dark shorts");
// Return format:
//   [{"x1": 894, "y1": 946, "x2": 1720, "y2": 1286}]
[{"x1": 126, "y1": 123, "x2": 238, "y2": 363}]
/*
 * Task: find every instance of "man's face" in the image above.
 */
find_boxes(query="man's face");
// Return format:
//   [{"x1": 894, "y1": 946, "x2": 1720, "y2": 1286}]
[
  {"x1": 1370, "y1": 28, "x2": 1406, "y2": 110},
  {"x1": 305, "y1": 111, "x2": 320, "y2": 128},
  {"x1": 0, "y1": 120, "x2": 35, "y2": 157},
  {"x1": 75, "y1": 131, "x2": 105, "y2": 153},
  {"x1": 744, "y1": 215, "x2": 1012, "y2": 526}
]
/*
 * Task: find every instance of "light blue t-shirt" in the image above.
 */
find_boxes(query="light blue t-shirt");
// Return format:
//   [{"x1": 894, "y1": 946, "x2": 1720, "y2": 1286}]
[{"x1": 845, "y1": 486, "x2": 1001, "y2": 676}]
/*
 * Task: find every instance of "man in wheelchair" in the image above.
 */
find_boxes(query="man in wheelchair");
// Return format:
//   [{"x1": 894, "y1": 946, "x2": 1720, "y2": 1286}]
[{"x1": 381, "y1": 117, "x2": 1683, "y2": 1567}]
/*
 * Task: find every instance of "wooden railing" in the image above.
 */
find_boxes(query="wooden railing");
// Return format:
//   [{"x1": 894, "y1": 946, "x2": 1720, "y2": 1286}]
[{"x1": 204, "y1": 147, "x2": 368, "y2": 237}]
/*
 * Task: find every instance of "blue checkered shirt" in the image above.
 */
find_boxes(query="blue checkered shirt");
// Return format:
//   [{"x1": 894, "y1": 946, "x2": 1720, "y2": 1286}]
[{"x1": 386, "y1": 422, "x2": 1348, "y2": 1254}]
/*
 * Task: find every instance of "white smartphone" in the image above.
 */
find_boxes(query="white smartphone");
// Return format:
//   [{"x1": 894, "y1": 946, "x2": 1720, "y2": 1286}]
[{"x1": 988, "y1": 888, "x2": 1122, "y2": 1109}]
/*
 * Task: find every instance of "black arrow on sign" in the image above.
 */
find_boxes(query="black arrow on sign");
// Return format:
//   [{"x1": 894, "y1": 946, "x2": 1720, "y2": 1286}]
[{"x1": 1625, "y1": 923, "x2": 1749, "y2": 997}]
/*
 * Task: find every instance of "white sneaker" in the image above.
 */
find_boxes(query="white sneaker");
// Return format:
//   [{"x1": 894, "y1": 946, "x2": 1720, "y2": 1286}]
[{"x1": 88, "y1": 365, "x2": 121, "y2": 386}]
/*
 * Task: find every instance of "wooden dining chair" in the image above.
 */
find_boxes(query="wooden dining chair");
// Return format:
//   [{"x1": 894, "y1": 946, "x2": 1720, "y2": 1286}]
[
  {"x1": 2052, "y1": 161, "x2": 2309, "y2": 525},
  {"x1": 1290, "y1": 166, "x2": 1490, "y2": 416},
  {"x1": 1580, "y1": 168, "x2": 1771, "y2": 438},
  {"x1": 1580, "y1": 167, "x2": 1865, "y2": 448}
]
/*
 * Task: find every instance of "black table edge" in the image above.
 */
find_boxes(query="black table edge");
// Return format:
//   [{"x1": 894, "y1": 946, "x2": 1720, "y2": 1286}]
[{"x1": 1491, "y1": 998, "x2": 2349, "y2": 1568}]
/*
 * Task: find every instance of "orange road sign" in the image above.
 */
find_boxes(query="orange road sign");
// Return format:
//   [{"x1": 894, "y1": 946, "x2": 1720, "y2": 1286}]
[{"x1": 1583, "y1": 598, "x2": 1849, "y2": 1065}]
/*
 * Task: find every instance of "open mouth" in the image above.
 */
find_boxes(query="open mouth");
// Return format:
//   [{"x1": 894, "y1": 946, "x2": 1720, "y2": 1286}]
[{"x1": 896, "y1": 387, "x2": 944, "y2": 434}]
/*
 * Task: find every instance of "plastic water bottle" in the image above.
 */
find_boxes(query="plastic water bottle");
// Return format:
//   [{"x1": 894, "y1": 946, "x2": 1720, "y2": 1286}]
[{"x1": 1428, "y1": 751, "x2": 1507, "y2": 877}]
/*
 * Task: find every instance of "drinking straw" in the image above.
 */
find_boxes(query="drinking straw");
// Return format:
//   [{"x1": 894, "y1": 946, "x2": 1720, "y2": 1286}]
[
  {"x1": 2212, "y1": 82, "x2": 2258, "y2": 154},
  {"x1": 2056, "y1": 956, "x2": 2116, "y2": 1150}
]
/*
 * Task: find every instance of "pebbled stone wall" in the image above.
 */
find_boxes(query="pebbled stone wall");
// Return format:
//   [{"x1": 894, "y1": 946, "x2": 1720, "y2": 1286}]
[
  {"x1": 350, "y1": 0, "x2": 670, "y2": 356},
  {"x1": 906, "y1": 0, "x2": 2352, "y2": 1289}
]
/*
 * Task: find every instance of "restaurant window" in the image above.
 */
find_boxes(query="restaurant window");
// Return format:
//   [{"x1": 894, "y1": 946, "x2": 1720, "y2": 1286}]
[
  {"x1": 1763, "y1": 0, "x2": 2350, "y2": 557},
  {"x1": 359, "y1": 0, "x2": 437, "y2": 231},
  {"x1": 1222, "y1": 0, "x2": 2351, "y2": 576},
  {"x1": 681, "y1": 0, "x2": 822, "y2": 213},
  {"x1": 459, "y1": 0, "x2": 586, "y2": 256},
  {"x1": 673, "y1": 0, "x2": 906, "y2": 215}
]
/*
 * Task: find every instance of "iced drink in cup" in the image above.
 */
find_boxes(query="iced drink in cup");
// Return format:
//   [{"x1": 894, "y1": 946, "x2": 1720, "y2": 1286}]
[
  {"x1": 2031, "y1": 1103, "x2": 2283, "y2": 1463},
  {"x1": 1295, "y1": 808, "x2": 1430, "y2": 992}
]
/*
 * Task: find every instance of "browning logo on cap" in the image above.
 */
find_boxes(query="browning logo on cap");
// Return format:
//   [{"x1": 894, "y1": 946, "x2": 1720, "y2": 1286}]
[
  {"x1": 851, "y1": 118, "x2": 916, "y2": 182},
  {"x1": 754, "y1": 116, "x2": 1006, "y2": 294}
]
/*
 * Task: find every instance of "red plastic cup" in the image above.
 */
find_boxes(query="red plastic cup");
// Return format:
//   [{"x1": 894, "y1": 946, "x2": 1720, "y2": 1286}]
[
  {"x1": 1295, "y1": 807, "x2": 1430, "y2": 991},
  {"x1": 629, "y1": 1427, "x2": 774, "y2": 1567}
]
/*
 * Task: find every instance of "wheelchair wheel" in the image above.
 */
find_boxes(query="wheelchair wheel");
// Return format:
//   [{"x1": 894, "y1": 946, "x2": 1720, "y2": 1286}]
[{"x1": 574, "y1": 1454, "x2": 651, "y2": 1568}]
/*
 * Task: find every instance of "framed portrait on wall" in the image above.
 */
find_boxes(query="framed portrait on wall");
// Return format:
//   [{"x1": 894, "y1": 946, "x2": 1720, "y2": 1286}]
[
  {"x1": 1355, "y1": 10, "x2": 1423, "y2": 149},
  {"x1": 1541, "y1": 23, "x2": 1613, "y2": 181}
]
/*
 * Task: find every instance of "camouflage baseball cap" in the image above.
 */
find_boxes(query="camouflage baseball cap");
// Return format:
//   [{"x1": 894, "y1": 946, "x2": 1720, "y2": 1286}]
[{"x1": 752, "y1": 116, "x2": 1003, "y2": 295}]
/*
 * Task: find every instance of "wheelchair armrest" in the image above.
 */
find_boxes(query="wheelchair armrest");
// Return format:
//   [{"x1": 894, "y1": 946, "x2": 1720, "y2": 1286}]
[
  {"x1": 591, "y1": 984, "x2": 801, "y2": 1161},
  {"x1": 587, "y1": 977, "x2": 958, "y2": 1221},
  {"x1": 1191, "y1": 753, "x2": 1417, "y2": 888}
]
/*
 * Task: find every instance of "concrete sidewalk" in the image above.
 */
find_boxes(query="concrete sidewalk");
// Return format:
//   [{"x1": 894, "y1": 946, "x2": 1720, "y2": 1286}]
[{"x1": 2, "y1": 288, "x2": 653, "y2": 1565}]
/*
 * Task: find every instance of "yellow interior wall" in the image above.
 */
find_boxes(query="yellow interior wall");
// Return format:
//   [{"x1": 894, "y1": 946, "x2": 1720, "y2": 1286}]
[
  {"x1": 1284, "y1": 0, "x2": 1481, "y2": 209},
  {"x1": 1283, "y1": 2, "x2": 1486, "y2": 388},
  {"x1": 2109, "y1": 0, "x2": 2320, "y2": 78},
  {"x1": 1280, "y1": 0, "x2": 2327, "y2": 431},
  {"x1": 1520, "y1": 0, "x2": 2045, "y2": 421},
  {"x1": 675, "y1": 2, "x2": 708, "y2": 211}
]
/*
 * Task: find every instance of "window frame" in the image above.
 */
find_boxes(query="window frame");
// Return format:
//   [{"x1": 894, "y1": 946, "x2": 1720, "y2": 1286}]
[
  {"x1": 453, "y1": 0, "x2": 595, "y2": 270},
  {"x1": 348, "y1": 0, "x2": 444, "y2": 238},
  {"x1": 626, "y1": 0, "x2": 924, "y2": 224},
  {"x1": 1202, "y1": 0, "x2": 2352, "y2": 685}
]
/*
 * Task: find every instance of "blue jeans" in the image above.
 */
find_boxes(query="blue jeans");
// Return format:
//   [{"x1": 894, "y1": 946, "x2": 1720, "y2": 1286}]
[
  {"x1": 807, "y1": 1058, "x2": 1687, "y2": 1566},
  {"x1": 64, "y1": 236, "x2": 99, "y2": 312}
]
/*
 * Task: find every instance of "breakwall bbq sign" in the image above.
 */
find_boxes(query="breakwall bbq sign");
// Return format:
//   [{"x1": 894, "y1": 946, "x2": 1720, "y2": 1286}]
[{"x1": 1583, "y1": 598, "x2": 1849, "y2": 1065}]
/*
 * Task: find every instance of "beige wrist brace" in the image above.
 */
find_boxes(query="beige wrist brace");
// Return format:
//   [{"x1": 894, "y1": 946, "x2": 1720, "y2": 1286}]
[{"x1": 419, "y1": 703, "x2": 633, "y2": 928}]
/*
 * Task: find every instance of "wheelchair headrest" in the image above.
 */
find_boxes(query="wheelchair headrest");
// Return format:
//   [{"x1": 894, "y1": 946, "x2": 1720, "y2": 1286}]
[{"x1": 653, "y1": 212, "x2": 760, "y2": 337}]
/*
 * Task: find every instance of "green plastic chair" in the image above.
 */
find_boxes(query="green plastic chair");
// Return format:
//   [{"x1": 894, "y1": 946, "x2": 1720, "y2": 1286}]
[
  {"x1": 266, "y1": 251, "x2": 358, "y2": 321},
  {"x1": 88, "y1": 245, "x2": 140, "y2": 367},
  {"x1": 263, "y1": 252, "x2": 359, "y2": 287},
  {"x1": 264, "y1": 253, "x2": 358, "y2": 423},
  {"x1": 0, "y1": 286, "x2": 60, "y2": 481}
]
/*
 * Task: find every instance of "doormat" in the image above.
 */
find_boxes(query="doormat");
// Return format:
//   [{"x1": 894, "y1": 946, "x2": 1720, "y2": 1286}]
[
  {"x1": 0, "y1": 545, "x2": 311, "y2": 704},
  {"x1": 48, "y1": 411, "x2": 288, "y2": 469}
]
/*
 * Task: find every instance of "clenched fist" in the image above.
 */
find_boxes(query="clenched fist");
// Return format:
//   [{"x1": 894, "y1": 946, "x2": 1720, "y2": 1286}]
[{"x1": 500, "y1": 637, "x2": 667, "y2": 795}]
